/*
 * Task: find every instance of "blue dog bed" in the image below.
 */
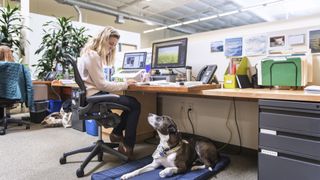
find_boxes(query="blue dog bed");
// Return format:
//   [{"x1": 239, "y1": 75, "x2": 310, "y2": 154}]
[{"x1": 91, "y1": 155, "x2": 230, "y2": 180}]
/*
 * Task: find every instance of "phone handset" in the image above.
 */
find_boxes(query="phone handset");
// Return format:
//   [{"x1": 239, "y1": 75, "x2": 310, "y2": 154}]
[{"x1": 196, "y1": 65, "x2": 218, "y2": 84}]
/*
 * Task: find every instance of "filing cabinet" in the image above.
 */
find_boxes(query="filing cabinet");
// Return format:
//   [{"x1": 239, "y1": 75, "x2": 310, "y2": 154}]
[{"x1": 258, "y1": 99, "x2": 320, "y2": 180}]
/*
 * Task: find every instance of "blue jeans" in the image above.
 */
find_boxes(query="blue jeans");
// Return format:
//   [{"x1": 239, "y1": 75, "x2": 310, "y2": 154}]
[{"x1": 94, "y1": 92, "x2": 141, "y2": 148}]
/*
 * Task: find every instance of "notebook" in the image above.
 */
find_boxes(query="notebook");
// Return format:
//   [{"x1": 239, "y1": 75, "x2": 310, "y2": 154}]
[{"x1": 112, "y1": 52, "x2": 147, "y2": 79}]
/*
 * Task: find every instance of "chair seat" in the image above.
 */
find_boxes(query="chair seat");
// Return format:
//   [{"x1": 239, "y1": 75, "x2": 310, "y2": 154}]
[
  {"x1": 0, "y1": 99, "x2": 20, "y2": 107},
  {"x1": 86, "y1": 94, "x2": 120, "y2": 104}
]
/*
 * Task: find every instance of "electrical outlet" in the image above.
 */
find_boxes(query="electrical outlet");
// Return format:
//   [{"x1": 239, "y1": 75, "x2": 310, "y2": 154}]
[
  {"x1": 187, "y1": 103, "x2": 193, "y2": 110},
  {"x1": 180, "y1": 102, "x2": 185, "y2": 110}
]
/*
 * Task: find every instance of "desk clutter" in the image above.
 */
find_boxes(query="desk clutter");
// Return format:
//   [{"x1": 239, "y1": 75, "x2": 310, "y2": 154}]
[{"x1": 223, "y1": 52, "x2": 312, "y2": 89}]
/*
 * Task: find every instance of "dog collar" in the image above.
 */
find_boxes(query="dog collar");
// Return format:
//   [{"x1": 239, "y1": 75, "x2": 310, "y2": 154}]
[{"x1": 152, "y1": 140, "x2": 188, "y2": 159}]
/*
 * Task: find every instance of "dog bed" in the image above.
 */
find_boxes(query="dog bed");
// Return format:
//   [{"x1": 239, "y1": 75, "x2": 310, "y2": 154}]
[{"x1": 91, "y1": 155, "x2": 230, "y2": 180}]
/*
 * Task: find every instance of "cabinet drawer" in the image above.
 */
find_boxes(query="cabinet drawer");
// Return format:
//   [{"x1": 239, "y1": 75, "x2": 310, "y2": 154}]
[
  {"x1": 258, "y1": 153, "x2": 320, "y2": 180},
  {"x1": 259, "y1": 99, "x2": 320, "y2": 111},
  {"x1": 259, "y1": 133, "x2": 320, "y2": 160},
  {"x1": 260, "y1": 112, "x2": 320, "y2": 137}
]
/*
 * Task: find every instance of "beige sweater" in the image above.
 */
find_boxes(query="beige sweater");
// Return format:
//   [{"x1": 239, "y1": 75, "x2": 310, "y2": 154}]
[{"x1": 77, "y1": 50, "x2": 128, "y2": 97}]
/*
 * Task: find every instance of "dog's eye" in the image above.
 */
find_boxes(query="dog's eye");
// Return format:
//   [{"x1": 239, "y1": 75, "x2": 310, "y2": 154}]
[{"x1": 156, "y1": 117, "x2": 161, "y2": 121}]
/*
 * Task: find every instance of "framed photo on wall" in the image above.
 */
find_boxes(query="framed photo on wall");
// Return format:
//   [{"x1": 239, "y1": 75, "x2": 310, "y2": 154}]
[
  {"x1": 269, "y1": 35, "x2": 285, "y2": 48},
  {"x1": 225, "y1": 37, "x2": 243, "y2": 57},
  {"x1": 288, "y1": 34, "x2": 305, "y2": 46},
  {"x1": 309, "y1": 30, "x2": 320, "y2": 53},
  {"x1": 210, "y1": 41, "x2": 224, "y2": 53},
  {"x1": 244, "y1": 35, "x2": 267, "y2": 56}
]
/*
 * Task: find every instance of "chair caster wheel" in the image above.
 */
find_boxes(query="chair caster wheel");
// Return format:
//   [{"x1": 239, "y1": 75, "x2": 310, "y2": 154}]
[
  {"x1": 0, "y1": 129, "x2": 5, "y2": 135},
  {"x1": 26, "y1": 125, "x2": 30, "y2": 129},
  {"x1": 98, "y1": 153, "x2": 103, "y2": 162},
  {"x1": 59, "y1": 157, "x2": 66, "y2": 164},
  {"x1": 76, "y1": 168, "x2": 84, "y2": 177}
]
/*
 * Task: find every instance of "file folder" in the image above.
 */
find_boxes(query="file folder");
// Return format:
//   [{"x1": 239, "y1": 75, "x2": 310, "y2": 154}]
[{"x1": 261, "y1": 57, "x2": 302, "y2": 86}]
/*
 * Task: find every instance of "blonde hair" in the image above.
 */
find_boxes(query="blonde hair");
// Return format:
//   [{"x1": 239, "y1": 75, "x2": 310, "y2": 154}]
[
  {"x1": 0, "y1": 45, "x2": 14, "y2": 62},
  {"x1": 81, "y1": 26, "x2": 120, "y2": 65}
]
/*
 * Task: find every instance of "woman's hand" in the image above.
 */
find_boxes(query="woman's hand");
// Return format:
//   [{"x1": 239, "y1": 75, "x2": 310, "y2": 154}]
[{"x1": 126, "y1": 79, "x2": 137, "y2": 85}]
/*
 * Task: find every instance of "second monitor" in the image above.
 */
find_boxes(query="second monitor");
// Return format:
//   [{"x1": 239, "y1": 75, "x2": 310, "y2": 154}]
[{"x1": 151, "y1": 38, "x2": 188, "y2": 70}]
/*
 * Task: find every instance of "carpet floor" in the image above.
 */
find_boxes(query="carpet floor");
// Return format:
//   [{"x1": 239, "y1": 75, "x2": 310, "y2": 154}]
[{"x1": 0, "y1": 123, "x2": 257, "y2": 180}]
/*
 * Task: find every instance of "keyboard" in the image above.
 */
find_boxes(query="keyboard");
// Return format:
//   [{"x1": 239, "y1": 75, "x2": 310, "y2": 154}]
[
  {"x1": 183, "y1": 81, "x2": 204, "y2": 87},
  {"x1": 119, "y1": 70, "x2": 140, "y2": 74}
]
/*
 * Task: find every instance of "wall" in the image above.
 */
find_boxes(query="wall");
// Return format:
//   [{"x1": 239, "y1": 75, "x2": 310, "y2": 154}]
[
  {"x1": 28, "y1": 13, "x2": 140, "y2": 77},
  {"x1": 27, "y1": 0, "x2": 185, "y2": 48},
  {"x1": 159, "y1": 14, "x2": 320, "y2": 150}
]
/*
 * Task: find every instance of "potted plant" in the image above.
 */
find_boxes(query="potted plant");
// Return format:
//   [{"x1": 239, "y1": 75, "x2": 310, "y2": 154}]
[
  {"x1": 33, "y1": 17, "x2": 90, "y2": 80},
  {"x1": 0, "y1": 4, "x2": 29, "y2": 61}
]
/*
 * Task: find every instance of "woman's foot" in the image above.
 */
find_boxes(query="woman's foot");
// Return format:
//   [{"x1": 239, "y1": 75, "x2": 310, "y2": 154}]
[
  {"x1": 109, "y1": 132, "x2": 124, "y2": 143},
  {"x1": 118, "y1": 142, "x2": 134, "y2": 160}
]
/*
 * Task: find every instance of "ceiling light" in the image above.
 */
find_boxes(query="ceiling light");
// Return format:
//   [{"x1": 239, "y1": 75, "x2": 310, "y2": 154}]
[
  {"x1": 183, "y1": 19, "x2": 199, "y2": 25},
  {"x1": 168, "y1": 23, "x2": 183, "y2": 28},
  {"x1": 143, "y1": 29, "x2": 155, "y2": 33},
  {"x1": 199, "y1": 15, "x2": 218, "y2": 21},
  {"x1": 143, "y1": 0, "x2": 286, "y2": 34},
  {"x1": 155, "y1": 26, "x2": 167, "y2": 31},
  {"x1": 218, "y1": 10, "x2": 239, "y2": 17}
]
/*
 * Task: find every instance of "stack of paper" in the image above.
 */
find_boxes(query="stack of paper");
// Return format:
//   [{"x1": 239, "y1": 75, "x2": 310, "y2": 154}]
[{"x1": 304, "y1": 85, "x2": 320, "y2": 94}]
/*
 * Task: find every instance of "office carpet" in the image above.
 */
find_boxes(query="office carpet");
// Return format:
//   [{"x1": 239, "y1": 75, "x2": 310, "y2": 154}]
[{"x1": 0, "y1": 123, "x2": 257, "y2": 180}]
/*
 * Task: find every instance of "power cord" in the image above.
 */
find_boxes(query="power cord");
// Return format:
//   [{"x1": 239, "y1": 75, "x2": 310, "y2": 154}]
[
  {"x1": 187, "y1": 108, "x2": 195, "y2": 135},
  {"x1": 233, "y1": 97, "x2": 242, "y2": 154},
  {"x1": 217, "y1": 100, "x2": 233, "y2": 152}
]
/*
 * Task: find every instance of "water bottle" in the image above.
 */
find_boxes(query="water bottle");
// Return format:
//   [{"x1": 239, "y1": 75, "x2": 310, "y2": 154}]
[{"x1": 186, "y1": 66, "x2": 192, "y2": 81}]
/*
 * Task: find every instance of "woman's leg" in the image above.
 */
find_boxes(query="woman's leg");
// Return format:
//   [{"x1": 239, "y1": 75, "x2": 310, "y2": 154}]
[{"x1": 112, "y1": 95, "x2": 141, "y2": 148}]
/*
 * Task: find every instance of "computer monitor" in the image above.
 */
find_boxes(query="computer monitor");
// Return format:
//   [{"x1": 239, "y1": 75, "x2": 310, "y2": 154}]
[
  {"x1": 122, "y1": 52, "x2": 147, "y2": 69},
  {"x1": 151, "y1": 38, "x2": 188, "y2": 69}
]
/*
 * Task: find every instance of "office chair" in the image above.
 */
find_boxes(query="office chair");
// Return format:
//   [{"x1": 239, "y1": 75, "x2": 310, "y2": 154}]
[
  {"x1": 0, "y1": 62, "x2": 32, "y2": 135},
  {"x1": 59, "y1": 55, "x2": 130, "y2": 177}
]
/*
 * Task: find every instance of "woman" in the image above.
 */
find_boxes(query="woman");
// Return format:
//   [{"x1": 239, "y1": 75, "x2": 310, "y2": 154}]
[
  {"x1": 0, "y1": 45, "x2": 14, "y2": 62},
  {"x1": 0, "y1": 45, "x2": 14, "y2": 123},
  {"x1": 77, "y1": 26, "x2": 140, "y2": 159}
]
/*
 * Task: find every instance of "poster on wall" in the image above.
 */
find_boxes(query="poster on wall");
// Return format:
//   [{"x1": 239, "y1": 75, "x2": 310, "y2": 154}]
[
  {"x1": 288, "y1": 34, "x2": 305, "y2": 46},
  {"x1": 244, "y1": 35, "x2": 267, "y2": 56},
  {"x1": 269, "y1": 35, "x2": 285, "y2": 49},
  {"x1": 309, "y1": 30, "x2": 320, "y2": 53},
  {"x1": 210, "y1": 41, "x2": 224, "y2": 53},
  {"x1": 225, "y1": 37, "x2": 243, "y2": 57}
]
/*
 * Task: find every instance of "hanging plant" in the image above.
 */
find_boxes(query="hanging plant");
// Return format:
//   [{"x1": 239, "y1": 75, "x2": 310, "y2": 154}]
[{"x1": 33, "y1": 17, "x2": 90, "y2": 79}]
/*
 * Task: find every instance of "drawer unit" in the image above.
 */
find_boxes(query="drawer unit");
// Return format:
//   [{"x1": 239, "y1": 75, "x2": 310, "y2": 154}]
[
  {"x1": 259, "y1": 99, "x2": 320, "y2": 180},
  {"x1": 259, "y1": 153, "x2": 320, "y2": 180}
]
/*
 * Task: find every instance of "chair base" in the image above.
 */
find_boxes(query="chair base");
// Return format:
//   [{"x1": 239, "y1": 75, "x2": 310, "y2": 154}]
[
  {"x1": 0, "y1": 117, "x2": 30, "y2": 135},
  {"x1": 59, "y1": 140, "x2": 129, "y2": 177}
]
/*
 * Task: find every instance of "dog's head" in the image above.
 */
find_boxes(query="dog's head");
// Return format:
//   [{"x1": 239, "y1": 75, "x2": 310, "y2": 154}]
[{"x1": 148, "y1": 113, "x2": 180, "y2": 148}]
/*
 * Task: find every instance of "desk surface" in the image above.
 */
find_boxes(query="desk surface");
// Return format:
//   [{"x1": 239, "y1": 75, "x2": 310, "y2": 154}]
[
  {"x1": 203, "y1": 88, "x2": 320, "y2": 102},
  {"x1": 128, "y1": 84, "x2": 220, "y2": 93},
  {"x1": 40, "y1": 79, "x2": 320, "y2": 102}
]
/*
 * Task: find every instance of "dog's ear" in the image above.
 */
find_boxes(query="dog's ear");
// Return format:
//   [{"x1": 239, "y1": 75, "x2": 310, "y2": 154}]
[{"x1": 168, "y1": 124, "x2": 177, "y2": 134}]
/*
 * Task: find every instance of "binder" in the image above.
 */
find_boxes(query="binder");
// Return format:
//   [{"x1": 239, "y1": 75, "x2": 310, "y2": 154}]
[{"x1": 224, "y1": 57, "x2": 248, "y2": 89}]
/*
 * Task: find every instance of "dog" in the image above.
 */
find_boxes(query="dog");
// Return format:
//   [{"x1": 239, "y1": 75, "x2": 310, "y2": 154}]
[{"x1": 121, "y1": 113, "x2": 219, "y2": 179}]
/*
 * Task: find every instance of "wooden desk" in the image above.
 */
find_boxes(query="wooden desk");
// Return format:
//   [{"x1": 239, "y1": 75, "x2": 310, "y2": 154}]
[
  {"x1": 128, "y1": 84, "x2": 220, "y2": 93},
  {"x1": 202, "y1": 88, "x2": 320, "y2": 102},
  {"x1": 32, "y1": 80, "x2": 73, "y2": 100}
]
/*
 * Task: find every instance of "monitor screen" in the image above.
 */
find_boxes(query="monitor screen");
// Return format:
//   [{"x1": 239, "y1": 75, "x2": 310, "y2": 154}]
[
  {"x1": 122, "y1": 52, "x2": 147, "y2": 69},
  {"x1": 152, "y1": 38, "x2": 187, "y2": 69}
]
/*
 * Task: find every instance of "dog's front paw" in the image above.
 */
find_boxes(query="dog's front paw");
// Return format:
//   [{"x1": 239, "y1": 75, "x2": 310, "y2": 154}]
[
  {"x1": 120, "y1": 173, "x2": 133, "y2": 180},
  {"x1": 159, "y1": 168, "x2": 173, "y2": 178}
]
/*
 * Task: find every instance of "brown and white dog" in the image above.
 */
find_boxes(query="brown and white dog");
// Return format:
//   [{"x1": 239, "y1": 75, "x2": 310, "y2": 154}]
[{"x1": 121, "y1": 113, "x2": 219, "y2": 179}]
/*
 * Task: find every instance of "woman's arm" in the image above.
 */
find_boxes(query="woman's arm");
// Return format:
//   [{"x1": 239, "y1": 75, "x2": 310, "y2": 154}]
[{"x1": 85, "y1": 51, "x2": 128, "y2": 92}]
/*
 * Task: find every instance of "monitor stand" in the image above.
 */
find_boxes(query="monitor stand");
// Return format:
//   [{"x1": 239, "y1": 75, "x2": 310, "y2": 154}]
[{"x1": 151, "y1": 69, "x2": 176, "y2": 82}]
